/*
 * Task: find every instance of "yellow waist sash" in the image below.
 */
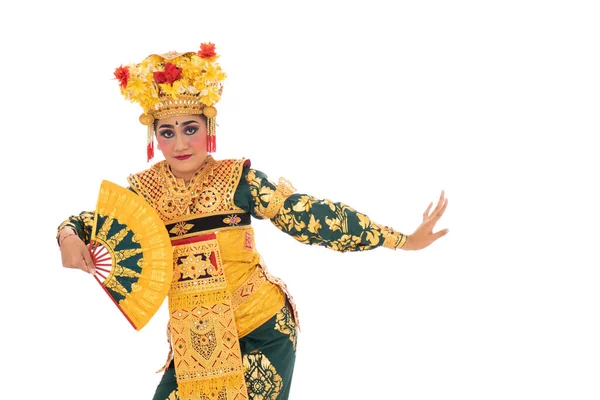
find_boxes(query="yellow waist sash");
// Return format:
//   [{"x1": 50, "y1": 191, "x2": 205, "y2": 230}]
[
  {"x1": 166, "y1": 229, "x2": 290, "y2": 400},
  {"x1": 169, "y1": 233, "x2": 248, "y2": 400}
]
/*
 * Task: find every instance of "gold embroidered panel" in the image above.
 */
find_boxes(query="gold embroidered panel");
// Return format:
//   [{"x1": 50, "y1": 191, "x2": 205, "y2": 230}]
[
  {"x1": 127, "y1": 157, "x2": 246, "y2": 222},
  {"x1": 168, "y1": 234, "x2": 248, "y2": 400}
]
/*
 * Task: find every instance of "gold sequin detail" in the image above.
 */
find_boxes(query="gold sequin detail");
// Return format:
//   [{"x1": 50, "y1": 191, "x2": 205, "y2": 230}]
[{"x1": 263, "y1": 178, "x2": 296, "y2": 219}]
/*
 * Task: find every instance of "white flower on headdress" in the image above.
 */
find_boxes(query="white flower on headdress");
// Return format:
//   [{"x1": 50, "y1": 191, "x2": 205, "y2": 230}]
[
  {"x1": 136, "y1": 60, "x2": 152, "y2": 80},
  {"x1": 173, "y1": 80, "x2": 187, "y2": 94},
  {"x1": 200, "y1": 87, "x2": 220, "y2": 106},
  {"x1": 188, "y1": 86, "x2": 198, "y2": 94}
]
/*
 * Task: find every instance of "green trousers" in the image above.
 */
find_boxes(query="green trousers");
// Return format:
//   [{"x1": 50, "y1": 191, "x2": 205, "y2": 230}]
[{"x1": 153, "y1": 303, "x2": 297, "y2": 400}]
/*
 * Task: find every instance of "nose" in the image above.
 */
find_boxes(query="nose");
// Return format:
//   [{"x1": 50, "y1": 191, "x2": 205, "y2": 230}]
[{"x1": 173, "y1": 131, "x2": 189, "y2": 152}]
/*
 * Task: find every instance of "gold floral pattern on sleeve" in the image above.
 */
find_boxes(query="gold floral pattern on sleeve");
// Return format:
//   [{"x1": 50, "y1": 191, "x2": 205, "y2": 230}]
[
  {"x1": 271, "y1": 196, "x2": 374, "y2": 252},
  {"x1": 235, "y1": 168, "x2": 405, "y2": 252},
  {"x1": 357, "y1": 213, "x2": 383, "y2": 246},
  {"x1": 291, "y1": 195, "x2": 312, "y2": 213},
  {"x1": 245, "y1": 169, "x2": 276, "y2": 219}
]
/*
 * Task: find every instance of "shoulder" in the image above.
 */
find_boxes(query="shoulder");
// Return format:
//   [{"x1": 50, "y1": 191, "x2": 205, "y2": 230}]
[
  {"x1": 211, "y1": 157, "x2": 253, "y2": 182},
  {"x1": 213, "y1": 157, "x2": 252, "y2": 169}
]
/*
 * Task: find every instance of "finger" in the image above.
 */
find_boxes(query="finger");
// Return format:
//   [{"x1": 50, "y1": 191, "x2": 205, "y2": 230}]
[
  {"x1": 62, "y1": 254, "x2": 83, "y2": 270},
  {"x1": 430, "y1": 190, "x2": 445, "y2": 217},
  {"x1": 81, "y1": 245, "x2": 96, "y2": 275},
  {"x1": 423, "y1": 202, "x2": 433, "y2": 220},
  {"x1": 421, "y1": 200, "x2": 448, "y2": 233},
  {"x1": 435, "y1": 198, "x2": 448, "y2": 218},
  {"x1": 422, "y1": 203, "x2": 447, "y2": 233},
  {"x1": 432, "y1": 228, "x2": 449, "y2": 241},
  {"x1": 429, "y1": 197, "x2": 448, "y2": 222}
]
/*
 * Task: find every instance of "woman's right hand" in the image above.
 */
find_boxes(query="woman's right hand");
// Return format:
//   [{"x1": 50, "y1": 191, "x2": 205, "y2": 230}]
[{"x1": 59, "y1": 228, "x2": 96, "y2": 274}]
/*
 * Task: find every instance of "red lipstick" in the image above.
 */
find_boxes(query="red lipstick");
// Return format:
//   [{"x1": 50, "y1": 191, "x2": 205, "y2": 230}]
[{"x1": 174, "y1": 155, "x2": 192, "y2": 160}]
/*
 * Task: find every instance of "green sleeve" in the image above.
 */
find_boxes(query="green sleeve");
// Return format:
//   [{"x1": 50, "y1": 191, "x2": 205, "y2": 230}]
[
  {"x1": 57, "y1": 211, "x2": 95, "y2": 245},
  {"x1": 234, "y1": 167, "x2": 406, "y2": 252}
]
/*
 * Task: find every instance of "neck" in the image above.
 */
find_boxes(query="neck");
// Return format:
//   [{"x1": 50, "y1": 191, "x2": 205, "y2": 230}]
[
  {"x1": 168, "y1": 155, "x2": 211, "y2": 185},
  {"x1": 172, "y1": 171, "x2": 194, "y2": 185}
]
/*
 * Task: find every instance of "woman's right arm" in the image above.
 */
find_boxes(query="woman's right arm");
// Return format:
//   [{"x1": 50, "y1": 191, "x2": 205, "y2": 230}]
[
  {"x1": 57, "y1": 211, "x2": 96, "y2": 274},
  {"x1": 57, "y1": 187, "x2": 139, "y2": 274}
]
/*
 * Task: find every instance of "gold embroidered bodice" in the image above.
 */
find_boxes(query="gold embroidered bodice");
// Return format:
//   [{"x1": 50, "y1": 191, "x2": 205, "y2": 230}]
[{"x1": 126, "y1": 156, "x2": 245, "y2": 222}]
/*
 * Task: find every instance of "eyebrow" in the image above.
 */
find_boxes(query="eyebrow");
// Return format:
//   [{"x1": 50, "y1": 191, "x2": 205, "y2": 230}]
[{"x1": 157, "y1": 120, "x2": 201, "y2": 129}]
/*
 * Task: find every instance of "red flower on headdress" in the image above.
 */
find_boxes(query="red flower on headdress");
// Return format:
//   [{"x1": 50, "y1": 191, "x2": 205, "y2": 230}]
[
  {"x1": 198, "y1": 43, "x2": 216, "y2": 58},
  {"x1": 114, "y1": 65, "x2": 130, "y2": 89},
  {"x1": 154, "y1": 62, "x2": 182, "y2": 84}
]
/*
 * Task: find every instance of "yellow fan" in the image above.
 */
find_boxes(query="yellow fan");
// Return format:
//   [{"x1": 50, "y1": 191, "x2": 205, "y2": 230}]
[{"x1": 88, "y1": 180, "x2": 173, "y2": 331}]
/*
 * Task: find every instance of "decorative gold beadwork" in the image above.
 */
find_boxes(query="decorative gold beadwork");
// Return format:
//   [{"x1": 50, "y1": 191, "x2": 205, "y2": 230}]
[
  {"x1": 139, "y1": 113, "x2": 155, "y2": 126},
  {"x1": 207, "y1": 117, "x2": 216, "y2": 138},
  {"x1": 126, "y1": 157, "x2": 245, "y2": 222},
  {"x1": 377, "y1": 224, "x2": 407, "y2": 250},
  {"x1": 231, "y1": 267, "x2": 267, "y2": 308},
  {"x1": 203, "y1": 106, "x2": 217, "y2": 118},
  {"x1": 263, "y1": 178, "x2": 296, "y2": 219},
  {"x1": 152, "y1": 94, "x2": 213, "y2": 121}
]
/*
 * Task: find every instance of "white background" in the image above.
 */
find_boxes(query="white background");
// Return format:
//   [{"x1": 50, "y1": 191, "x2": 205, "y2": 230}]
[{"x1": 1, "y1": 0, "x2": 599, "y2": 399}]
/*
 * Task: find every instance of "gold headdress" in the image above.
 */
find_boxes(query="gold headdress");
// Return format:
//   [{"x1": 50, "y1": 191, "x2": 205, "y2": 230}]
[{"x1": 114, "y1": 43, "x2": 226, "y2": 161}]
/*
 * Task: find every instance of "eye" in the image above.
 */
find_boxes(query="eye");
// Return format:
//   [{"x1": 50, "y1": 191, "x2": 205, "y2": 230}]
[
  {"x1": 159, "y1": 130, "x2": 174, "y2": 139},
  {"x1": 184, "y1": 126, "x2": 199, "y2": 135}
]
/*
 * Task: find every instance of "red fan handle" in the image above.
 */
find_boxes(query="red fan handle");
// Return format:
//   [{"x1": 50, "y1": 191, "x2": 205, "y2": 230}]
[
  {"x1": 87, "y1": 240, "x2": 113, "y2": 282},
  {"x1": 87, "y1": 240, "x2": 138, "y2": 330}
]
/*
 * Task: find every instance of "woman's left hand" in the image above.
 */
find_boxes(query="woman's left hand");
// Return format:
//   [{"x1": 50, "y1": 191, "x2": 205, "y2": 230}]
[{"x1": 402, "y1": 190, "x2": 449, "y2": 251}]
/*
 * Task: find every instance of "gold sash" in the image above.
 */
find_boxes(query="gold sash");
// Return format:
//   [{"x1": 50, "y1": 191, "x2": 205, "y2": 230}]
[{"x1": 169, "y1": 233, "x2": 248, "y2": 400}]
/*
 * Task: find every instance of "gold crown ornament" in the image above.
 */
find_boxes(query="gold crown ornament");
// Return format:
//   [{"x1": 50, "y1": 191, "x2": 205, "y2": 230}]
[{"x1": 113, "y1": 43, "x2": 226, "y2": 161}]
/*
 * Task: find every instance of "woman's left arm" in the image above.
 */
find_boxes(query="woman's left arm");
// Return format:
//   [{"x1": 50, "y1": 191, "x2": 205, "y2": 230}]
[{"x1": 234, "y1": 167, "x2": 448, "y2": 252}]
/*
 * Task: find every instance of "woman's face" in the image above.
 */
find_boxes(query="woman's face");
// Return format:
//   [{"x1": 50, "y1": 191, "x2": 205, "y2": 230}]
[{"x1": 155, "y1": 114, "x2": 208, "y2": 181}]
